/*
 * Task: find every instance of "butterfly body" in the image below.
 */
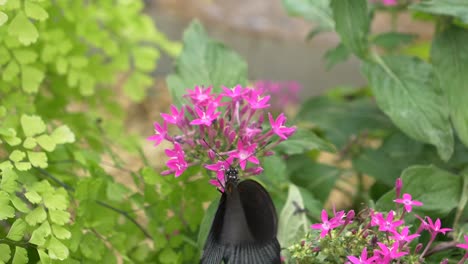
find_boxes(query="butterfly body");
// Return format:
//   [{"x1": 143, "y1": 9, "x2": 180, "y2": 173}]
[{"x1": 200, "y1": 167, "x2": 281, "y2": 264}]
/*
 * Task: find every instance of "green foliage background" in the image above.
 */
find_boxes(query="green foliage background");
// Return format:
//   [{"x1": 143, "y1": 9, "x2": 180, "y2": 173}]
[{"x1": 1, "y1": 0, "x2": 468, "y2": 263}]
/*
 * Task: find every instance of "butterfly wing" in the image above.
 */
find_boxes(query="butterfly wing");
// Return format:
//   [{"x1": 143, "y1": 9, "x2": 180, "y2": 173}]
[
  {"x1": 200, "y1": 194, "x2": 226, "y2": 264},
  {"x1": 238, "y1": 179, "x2": 278, "y2": 241}
]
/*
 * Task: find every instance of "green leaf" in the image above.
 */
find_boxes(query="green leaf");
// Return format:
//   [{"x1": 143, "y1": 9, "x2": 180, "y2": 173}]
[
  {"x1": 196, "y1": 199, "x2": 218, "y2": 250},
  {"x1": 7, "y1": 219, "x2": 26, "y2": 241},
  {"x1": 106, "y1": 182, "x2": 129, "y2": 202},
  {"x1": 7, "y1": 11, "x2": 39, "y2": 45},
  {"x1": 10, "y1": 196, "x2": 30, "y2": 213},
  {"x1": 330, "y1": 0, "x2": 369, "y2": 58},
  {"x1": 24, "y1": 1, "x2": 49, "y2": 21},
  {"x1": 14, "y1": 162, "x2": 31, "y2": 171},
  {"x1": 158, "y1": 248, "x2": 179, "y2": 264},
  {"x1": 43, "y1": 192, "x2": 68, "y2": 210},
  {"x1": 431, "y1": 25, "x2": 468, "y2": 149},
  {"x1": 78, "y1": 72, "x2": 95, "y2": 96},
  {"x1": 410, "y1": 0, "x2": 468, "y2": 24},
  {"x1": 23, "y1": 137, "x2": 37, "y2": 149},
  {"x1": 324, "y1": 43, "x2": 350, "y2": 70},
  {"x1": 1, "y1": 168, "x2": 18, "y2": 193},
  {"x1": 0, "y1": 191, "x2": 15, "y2": 220},
  {"x1": 2, "y1": 60, "x2": 20, "y2": 81},
  {"x1": 49, "y1": 209, "x2": 70, "y2": 225},
  {"x1": 27, "y1": 151, "x2": 48, "y2": 168},
  {"x1": 21, "y1": 65, "x2": 44, "y2": 93},
  {"x1": 167, "y1": 21, "x2": 248, "y2": 107},
  {"x1": 372, "y1": 32, "x2": 416, "y2": 50},
  {"x1": 25, "y1": 190, "x2": 42, "y2": 204},
  {"x1": 29, "y1": 221, "x2": 51, "y2": 246},
  {"x1": 122, "y1": 71, "x2": 151, "y2": 101},
  {"x1": 13, "y1": 49, "x2": 38, "y2": 64},
  {"x1": 133, "y1": 47, "x2": 160, "y2": 72},
  {"x1": 25, "y1": 206, "x2": 47, "y2": 225},
  {"x1": 37, "y1": 249, "x2": 51, "y2": 264},
  {"x1": 21, "y1": 114, "x2": 46, "y2": 137},
  {"x1": 51, "y1": 125, "x2": 75, "y2": 144},
  {"x1": 0, "y1": 12, "x2": 8, "y2": 27},
  {"x1": 297, "y1": 96, "x2": 392, "y2": 148},
  {"x1": 260, "y1": 154, "x2": 288, "y2": 184},
  {"x1": 141, "y1": 166, "x2": 158, "y2": 185},
  {"x1": 36, "y1": 134, "x2": 56, "y2": 152},
  {"x1": 47, "y1": 237, "x2": 69, "y2": 260},
  {"x1": 9, "y1": 150, "x2": 25, "y2": 162},
  {"x1": 281, "y1": 0, "x2": 334, "y2": 32},
  {"x1": 278, "y1": 184, "x2": 310, "y2": 248},
  {"x1": 51, "y1": 224, "x2": 71, "y2": 240},
  {"x1": 377, "y1": 165, "x2": 462, "y2": 217},
  {"x1": 12, "y1": 247, "x2": 28, "y2": 264},
  {"x1": 276, "y1": 128, "x2": 335, "y2": 155},
  {"x1": 288, "y1": 155, "x2": 341, "y2": 203},
  {"x1": 362, "y1": 55, "x2": 454, "y2": 161},
  {"x1": 0, "y1": 244, "x2": 11, "y2": 262}
]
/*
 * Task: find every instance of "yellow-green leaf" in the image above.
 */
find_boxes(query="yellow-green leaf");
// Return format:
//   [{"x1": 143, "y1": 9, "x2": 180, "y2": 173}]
[
  {"x1": 29, "y1": 221, "x2": 51, "y2": 246},
  {"x1": 21, "y1": 65, "x2": 44, "y2": 93},
  {"x1": 0, "y1": 244, "x2": 11, "y2": 262},
  {"x1": 9, "y1": 150, "x2": 25, "y2": 162},
  {"x1": 3, "y1": 60, "x2": 20, "y2": 81},
  {"x1": 51, "y1": 125, "x2": 75, "y2": 144},
  {"x1": 24, "y1": 1, "x2": 48, "y2": 21},
  {"x1": 12, "y1": 247, "x2": 28, "y2": 264},
  {"x1": 13, "y1": 49, "x2": 37, "y2": 64},
  {"x1": 36, "y1": 134, "x2": 56, "y2": 152},
  {"x1": 14, "y1": 162, "x2": 31, "y2": 171},
  {"x1": 47, "y1": 237, "x2": 69, "y2": 260},
  {"x1": 21, "y1": 114, "x2": 46, "y2": 137},
  {"x1": 0, "y1": 168, "x2": 18, "y2": 193},
  {"x1": 7, "y1": 219, "x2": 26, "y2": 241},
  {"x1": 52, "y1": 224, "x2": 71, "y2": 240},
  {"x1": 0, "y1": 11, "x2": 8, "y2": 26},
  {"x1": 23, "y1": 137, "x2": 37, "y2": 149},
  {"x1": 25, "y1": 190, "x2": 42, "y2": 204},
  {"x1": 25, "y1": 206, "x2": 47, "y2": 225},
  {"x1": 7, "y1": 11, "x2": 39, "y2": 45},
  {"x1": 28, "y1": 151, "x2": 47, "y2": 168},
  {"x1": 49, "y1": 209, "x2": 70, "y2": 225}
]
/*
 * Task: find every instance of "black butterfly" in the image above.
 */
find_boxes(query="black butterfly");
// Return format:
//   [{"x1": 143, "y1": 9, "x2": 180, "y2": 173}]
[{"x1": 200, "y1": 166, "x2": 281, "y2": 264}]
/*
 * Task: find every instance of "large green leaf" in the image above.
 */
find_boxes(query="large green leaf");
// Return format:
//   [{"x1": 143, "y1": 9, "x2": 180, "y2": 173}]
[
  {"x1": 196, "y1": 199, "x2": 218, "y2": 251},
  {"x1": 167, "y1": 21, "x2": 247, "y2": 107},
  {"x1": 431, "y1": 25, "x2": 468, "y2": 148},
  {"x1": 362, "y1": 55, "x2": 454, "y2": 161},
  {"x1": 330, "y1": 0, "x2": 369, "y2": 58},
  {"x1": 297, "y1": 96, "x2": 393, "y2": 148},
  {"x1": 281, "y1": 0, "x2": 334, "y2": 33},
  {"x1": 410, "y1": 0, "x2": 468, "y2": 24},
  {"x1": 287, "y1": 154, "x2": 341, "y2": 203},
  {"x1": 277, "y1": 184, "x2": 310, "y2": 249},
  {"x1": 377, "y1": 165, "x2": 462, "y2": 217},
  {"x1": 276, "y1": 128, "x2": 335, "y2": 155}
]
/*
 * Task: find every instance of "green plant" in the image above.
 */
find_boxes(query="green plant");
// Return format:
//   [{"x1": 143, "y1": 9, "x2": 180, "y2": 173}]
[{"x1": 0, "y1": 0, "x2": 182, "y2": 262}]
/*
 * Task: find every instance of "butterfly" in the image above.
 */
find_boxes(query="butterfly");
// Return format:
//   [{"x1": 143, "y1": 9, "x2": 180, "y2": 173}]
[{"x1": 200, "y1": 165, "x2": 281, "y2": 264}]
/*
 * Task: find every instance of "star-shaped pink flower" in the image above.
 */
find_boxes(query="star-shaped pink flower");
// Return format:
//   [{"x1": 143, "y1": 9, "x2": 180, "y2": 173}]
[
  {"x1": 229, "y1": 141, "x2": 259, "y2": 170},
  {"x1": 147, "y1": 121, "x2": 168, "y2": 146},
  {"x1": 190, "y1": 104, "x2": 221, "y2": 126},
  {"x1": 394, "y1": 193, "x2": 423, "y2": 213},
  {"x1": 347, "y1": 247, "x2": 379, "y2": 264},
  {"x1": 268, "y1": 112, "x2": 296, "y2": 140},
  {"x1": 161, "y1": 105, "x2": 185, "y2": 125}
]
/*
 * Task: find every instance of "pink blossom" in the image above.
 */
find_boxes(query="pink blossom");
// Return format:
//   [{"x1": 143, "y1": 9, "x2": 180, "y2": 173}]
[
  {"x1": 268, "y1": 113, "x2": 296, "y2": 140},
  {"x1": 374, "y1": 211, "x2": 403, "y2": 232},
  {"x1": 186, "y1": 85, "x2": 213, "y2": 106},
  {"x1": 229, "y1": 141, "x2": 259, "y2": 170},
  {"x1": 394, "y1": 193, "x2": 423, "y2": 213},
  {"x1": 245, "y1": 89, "x2": 271, "y2": 109},
  {"x1": 382, "y1": 0, "x2": 397, "y2": 6},
  {"x1": 161, "y1": 105, "x2": 185, "y2": 125},
  {"x1": 375, "y1": 242, "x2": 408, "y2": 262},
  {"x1": 147, "y1": 121, "x2": 168, "y2": 146},
  {"x1": 311, "y1": 209, "x2": 343, "y2": 238},
  {"x1": 221, "y1": 85, "x2": 247, "y2": 101},
  {"x1": 347, "y1": 247, "x2": 379, "y2": 264},
  {"x1": 389, "y1": 226, "x2": 419, "y2": 243},
  {"x1": 426, "y1": 217, "x2": 452, "y2": 238},
  {"x1": 456, "y1": 235, "x2": 468, "y2": 259},
  {"x1": 190, "y1": 104, "x2": 221, "y2": 126}
]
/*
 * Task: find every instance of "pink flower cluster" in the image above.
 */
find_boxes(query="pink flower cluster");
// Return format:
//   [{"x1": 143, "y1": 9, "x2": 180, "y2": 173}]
[
  {"x1": 148, "y1": 85, "x2": 296, "y2": 188},
  {"x1": 308, "y1": 178, "x2": 466, "y2": 263},
  {"x1": 370, "y1": 0, "x2": 398, "y2": 6},
  {"x1": 253, "y1": 80, "x2": 301, "y2": 113}
]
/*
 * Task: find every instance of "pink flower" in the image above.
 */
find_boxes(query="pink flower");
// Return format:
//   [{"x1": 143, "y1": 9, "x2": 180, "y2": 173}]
[
  {"x1": 186, "y1": 86, "x2": 213, "y2": 106},
  {"x1": 165, "y1": 142, "x2": 185, "y2": 160},
  {"x1": 221, "y1": 85, "x2": 247, "y2": 101},
  {"x1": 166, "y1": 158, "x2": 187, "y2": 177},
  {"x1": 426, "y1": 217, "x2": 452, "y2": 238},
  {"x1": 374, "y1": 211, "x2": 403, "y2": 233},
  {"x1": 268, "y1": 113, "x2": 296, "y2": 140},
  {"x1": 311, "y1": 209, "x2": 343, "y2": 238},
  {"x1": 245, "y1": 89, "x2": 271, "y2": 109},
  {"x1": 389, "y1": 226, "x2": 419, "y2": 243},
  {"x1": 375, "y1": 242, "x2": 407, "y2": 262},
  {"x1": 229, "y1": 141, "x2": 259, "y2": 170},
  {"x1": 456, "y1": 235, "x2": 468, "y2": 259},
  {"x1": 147, "y1": 121, "x2": 168, "y2": 146},
  {"x1": 382, "y1": 0, "x2": 397, "y2": 6},
  {"x1": 161, "y1": 105, "x2": 185, "y2": 125},
  {"x1": 394, "y1": 193, "x2": 423, "y2": 213},
  {"x1": 190, "y1": 104, "x2": 221, "y2": 126},
  {"x1": 347, "y1": 247, "x2": 379, "y2": 264},
  {"x1": 395, "y1": 178, "x2": 402, "y2": 199}
]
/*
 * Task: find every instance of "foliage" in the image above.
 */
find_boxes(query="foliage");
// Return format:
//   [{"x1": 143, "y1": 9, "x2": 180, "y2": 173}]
[
  {"x1": 280, "y1": 0, "x2": 468, "y2": 263},
  {"x1": 0, "y1": 0, "x2": 182, "y2": 262}
]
